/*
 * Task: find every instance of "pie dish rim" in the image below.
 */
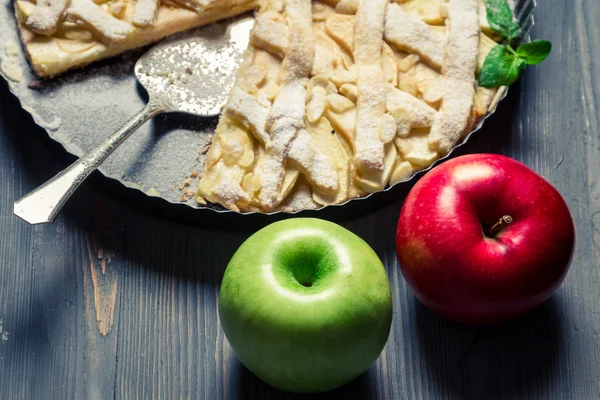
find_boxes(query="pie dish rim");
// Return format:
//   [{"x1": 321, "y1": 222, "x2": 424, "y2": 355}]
[{"x1": 0, "y1": 0, "x2": 536, "y2": 215}]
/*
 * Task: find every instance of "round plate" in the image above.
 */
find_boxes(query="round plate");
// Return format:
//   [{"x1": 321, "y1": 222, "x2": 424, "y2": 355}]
[{"x1": 0, "y1": 1, "x2": 535, "y2": 215}]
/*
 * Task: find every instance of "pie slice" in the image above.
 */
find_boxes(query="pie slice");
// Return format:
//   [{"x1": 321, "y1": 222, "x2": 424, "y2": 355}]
[
  {"x1": 196, "y1": 0, "x2": 505, "y2": 212},
  {"x1": 14, "y1": 0, "x2": 259, "y2": 77}
]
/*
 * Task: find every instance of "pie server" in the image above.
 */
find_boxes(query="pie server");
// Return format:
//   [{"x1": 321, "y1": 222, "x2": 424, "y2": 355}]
[{"x1": 13, "y1": 17, "x2": 255, "y2": 225}]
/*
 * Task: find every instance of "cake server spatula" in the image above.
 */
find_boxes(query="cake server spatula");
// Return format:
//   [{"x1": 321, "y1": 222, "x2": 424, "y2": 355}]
[{"x1": 14, "y1": 16, "x2": 254, "y2": 224}]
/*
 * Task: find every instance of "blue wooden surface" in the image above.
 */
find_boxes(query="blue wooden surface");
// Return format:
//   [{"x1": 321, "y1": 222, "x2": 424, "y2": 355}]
[{"x1": 0, "y1": 0, "x2": 599, "y2": 398}]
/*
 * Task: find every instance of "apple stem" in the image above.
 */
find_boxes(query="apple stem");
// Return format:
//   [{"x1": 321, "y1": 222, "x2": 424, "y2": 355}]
[{"x1": 488, "y1": 215, "x2": 513, "y2": 236}]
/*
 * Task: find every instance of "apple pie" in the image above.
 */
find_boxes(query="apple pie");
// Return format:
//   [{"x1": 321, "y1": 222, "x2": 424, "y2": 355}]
[
  {"x1": 13, "y1": 0, "x2": 505, "y2": 213},
  {"x1": 196, "y1": 0, "x2": 503, "y2": 212}
]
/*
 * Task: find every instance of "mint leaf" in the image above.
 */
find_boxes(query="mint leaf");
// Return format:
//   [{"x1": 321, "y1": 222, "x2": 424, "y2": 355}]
[
  {"x1": 497, "y1": 53, "x2": 526, "y2": 86},
  {"x1": 486, "y1": 0, "x2": 520, "y2": 40},
  {"x1": 517, "y1": 40, "x2": 552, "y2": 65},
  {"x1": 478, "y1": 45, "x2": 507, "y2": 88},
  {"x1": 479, "y1": 45, "x2": 527, "y2": 88},
  {"x1": 479, "y1": 1, "x2": 552, "y2": 88}
]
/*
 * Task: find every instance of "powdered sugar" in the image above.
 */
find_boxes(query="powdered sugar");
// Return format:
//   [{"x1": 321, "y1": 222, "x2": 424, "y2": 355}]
[
  {"x1": 68, "y1": 0, "x2": 132, "y2": 43},
  {"x1": 353, "y1": 0, "x2": 386, "y2": 66},
  {"x1": 385, "y1": 83, "x2": 436, "y2": 137},
  {"x1": 132, "y1": 0, "x2": 160, "y2": 27},
  {"x1": 428, "y1": 0, "x2": 480, "y2": 154},
  {"x1": 355, "y1": 66, "x2": 386, "y2": 170},
  {"x1": 354, "y1": 0, "x2": 387, "y2": 172},
  {"x1": 226, "y1": 87, "x2": 270, "y2": 144},
  {"x1": 251, "y1": 14, "x2": 289, "y2": 57},
  {"x1": 278, "y1": 183, "x2": 318, "y2": 211},
  {"x1": 256, "y1": 83, "x2": 306, "y2": 209},
  {"x1": 255, "y1": 0, "x2": 316, "y2": 210},
  {"x1": 26, "y1": 0, "x2": 70, "y2": 35},
  {"x1": 384, "y1": 4, "x2": 445, "y2": 70},
  {"x1": 135, "y1": 18, "x2": 253, "y2": 116},
  {"x1": 289, "y1": 129, "x2": 338, "y2": 192}
]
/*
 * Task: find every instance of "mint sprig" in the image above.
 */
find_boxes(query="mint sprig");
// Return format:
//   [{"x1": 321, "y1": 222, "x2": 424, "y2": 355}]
[{"x1": 478, "y1": 0, "x2": 552, "y2": 88}]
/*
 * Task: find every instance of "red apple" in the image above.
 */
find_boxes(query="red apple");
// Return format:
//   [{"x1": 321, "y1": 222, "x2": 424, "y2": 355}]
[{"x1": 396, "y1": 154, "x2": 575, "y2": 324}]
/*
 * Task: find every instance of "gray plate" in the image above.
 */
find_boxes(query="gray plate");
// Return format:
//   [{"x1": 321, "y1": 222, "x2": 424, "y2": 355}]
[{"x1": 0, "y1": 0, "x2": 535, "y2": 215}]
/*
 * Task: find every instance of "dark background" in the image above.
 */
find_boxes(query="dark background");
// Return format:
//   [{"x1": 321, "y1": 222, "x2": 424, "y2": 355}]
[{"x1": 1, "y1": 0, "x2": 599, "y2": 398}]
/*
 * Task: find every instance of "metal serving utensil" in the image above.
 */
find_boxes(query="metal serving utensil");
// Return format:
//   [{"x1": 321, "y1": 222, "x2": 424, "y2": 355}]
[{"x1": 14, "y1": 16, "x2": 254, "y2": 224}]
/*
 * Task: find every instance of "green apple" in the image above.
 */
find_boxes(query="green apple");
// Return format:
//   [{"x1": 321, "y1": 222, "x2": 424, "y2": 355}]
[{"x1": 219, "y1": 218, "x2": 393, "y2": 393}]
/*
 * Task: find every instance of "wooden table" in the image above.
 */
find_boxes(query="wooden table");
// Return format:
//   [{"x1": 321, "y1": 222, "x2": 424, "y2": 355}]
[{"x1": 1, "y1": 1, "x2": 599, "y2": 398}]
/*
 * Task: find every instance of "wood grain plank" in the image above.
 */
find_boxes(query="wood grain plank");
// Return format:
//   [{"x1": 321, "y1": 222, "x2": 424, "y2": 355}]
[
  {"x1": 574, "y1": 0, "x2": 600, "y2": 397},
  {"x1": 1, "y1": 0, "x2": 600, "y2": 398},
  {"x1": 0, "y1": 84, "x2": 81, "y2": 400},
  {"x1": 77, "y1": 201, "x2": 126, "y2": 400},
  {"x1": 0, "y1": 83, "x2": 131, "y2": 400}
]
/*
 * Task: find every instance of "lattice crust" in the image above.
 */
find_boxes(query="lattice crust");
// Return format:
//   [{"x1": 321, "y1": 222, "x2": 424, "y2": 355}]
[
  {"x1": 196, "y1": 0, "x2": 503, "y2": 212},
  {"x1": 14, "y1": 0, "x2": 259, "y2": 77}
]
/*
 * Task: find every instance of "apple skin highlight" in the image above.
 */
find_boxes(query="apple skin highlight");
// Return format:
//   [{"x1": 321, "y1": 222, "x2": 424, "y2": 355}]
[
  {"x1": 396, "y1": 154, "x2": 575, "y2": 324},
  {"x1": 219, "y1": 218, "x2": 393, "y2": 393}
]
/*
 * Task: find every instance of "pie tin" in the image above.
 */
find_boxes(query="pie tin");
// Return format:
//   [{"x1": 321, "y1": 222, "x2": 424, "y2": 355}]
[{"x1": 0, "y1": 0, "x2": 535, "y2": 216}]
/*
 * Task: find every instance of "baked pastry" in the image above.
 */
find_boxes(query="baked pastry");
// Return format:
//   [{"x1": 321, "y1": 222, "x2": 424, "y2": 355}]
[
  {"x1": 196, "y1": 0, "x2": 504, "y2": 212},
  {"x1": 13, "y1": 0, "x2": 258, "y2": 77},
  {"x1": 13, "y1": 0, "x2": 505, "y2": 213}
]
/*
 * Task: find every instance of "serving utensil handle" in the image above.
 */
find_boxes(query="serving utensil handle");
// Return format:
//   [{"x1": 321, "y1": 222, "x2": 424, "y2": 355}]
[{"x1": 13, "y1": 102, "x2": 166, "y2": 224}]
